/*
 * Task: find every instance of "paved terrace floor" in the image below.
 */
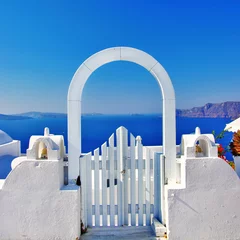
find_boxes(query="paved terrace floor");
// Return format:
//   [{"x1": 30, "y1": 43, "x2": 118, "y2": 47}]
[{"x1": 80, "y1": 226, "x2": 165, "y2": 240}]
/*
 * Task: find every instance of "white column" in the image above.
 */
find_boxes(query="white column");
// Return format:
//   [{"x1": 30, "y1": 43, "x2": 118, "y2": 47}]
[
  {"x1": 150, "y1": 62, "x2": 176, "y2": 184},
  {"x1": 163, "y1": 98, "x2": 176, "y2": 184},
  {"x1": 68, "y1": 100, "x2": 81, "y2": 180}
]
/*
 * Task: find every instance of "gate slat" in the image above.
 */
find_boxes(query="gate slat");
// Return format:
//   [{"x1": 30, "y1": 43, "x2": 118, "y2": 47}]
[
  {"x1": 94, "y1": 148, "x2": 100, "y2": 226},
  {"x1": 109, "y1": 134, "x2": 115, "y2": 226},
  {"x1": 86, "y1": 152, "x2": 92, "y2": 227},
  {"x1": 154, "y1": 152, "x2": 160, "y2": 219},
  {"x1": 130, "y1": 133, "x2": 136, "y2": 226},
  {"x1": 116, "y1": 128, "x2": 123, "y2": 226},
  {"x1": 137, "y1": 137, "x2": 143, "y2": 226},
  {"x1": 145, "y1": 148, "x2": 151, "y2": 225},
  {"x1": 80, "y1": 155, "x2": 87, "y2": 228},
  {"x1": 101, "y1": 142, "x2": 108, "y2": 226},
  {"x1": 122, "y1": 127, "x2": 129, "y2": 226}
]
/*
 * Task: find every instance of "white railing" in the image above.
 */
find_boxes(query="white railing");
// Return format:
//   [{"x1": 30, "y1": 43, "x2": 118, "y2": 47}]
[{"x1": 80, "y1": 126, "x2": 161, "y2": 228}]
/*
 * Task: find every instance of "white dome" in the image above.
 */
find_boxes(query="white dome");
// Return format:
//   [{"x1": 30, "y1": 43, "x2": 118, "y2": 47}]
[{"x1": 0, "y1": 130, "x2": 13, "y2": 145}]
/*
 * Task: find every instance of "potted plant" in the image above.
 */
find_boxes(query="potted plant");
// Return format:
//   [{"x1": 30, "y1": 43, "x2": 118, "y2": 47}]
[{"x1": 229, "y1": 130, "x2": 240, "y2": 177}]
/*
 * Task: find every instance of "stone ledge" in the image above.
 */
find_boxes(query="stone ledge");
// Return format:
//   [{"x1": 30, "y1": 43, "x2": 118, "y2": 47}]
[{"x1": 151, "y1": 218, "x2": 167, "y2": 237}]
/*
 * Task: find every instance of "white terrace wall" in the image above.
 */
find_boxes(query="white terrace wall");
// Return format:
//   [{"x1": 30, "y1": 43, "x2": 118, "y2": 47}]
[
  {"x1": 166, "y1": 129, "x2": 240, "y2": 240},
  {"x1": 0, "y1": 128, "x2": 80, "y2": 240},
  {"x1": 0, "y1": 160, "x2": 80, "y2": 240},
  {"x1": 166, "y1": 158, "x2": 240, "y2": 240}
]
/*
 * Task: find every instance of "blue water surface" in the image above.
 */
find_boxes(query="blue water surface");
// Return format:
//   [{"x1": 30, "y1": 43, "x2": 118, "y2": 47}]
[
  {"x1": 0, "y1": 115, "x2": 232, "y2": 156},
  {"x1": 0, "y1": 115, "x2": 234, "y2": 178}
]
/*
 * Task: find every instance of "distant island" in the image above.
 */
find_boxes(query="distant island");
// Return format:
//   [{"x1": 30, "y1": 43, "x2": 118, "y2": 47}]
[
  {"x1": 0, "y1": 101, "x2": 240, "y2": 120},
  {"x1": 176, "y1": 101, "x2": 240, "y2": 119},
  {"x1": 14, "y1": 112, "x2": 67, "y2": 119}
]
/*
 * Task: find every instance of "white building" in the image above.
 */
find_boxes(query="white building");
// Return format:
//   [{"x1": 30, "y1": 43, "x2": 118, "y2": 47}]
[{"x1": 0, "y1": 130, "x2": 20, "y2": 180}]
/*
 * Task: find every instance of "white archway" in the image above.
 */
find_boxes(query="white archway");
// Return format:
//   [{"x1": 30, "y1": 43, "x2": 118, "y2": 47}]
[{"x1": 68, "y1": 47, "x2": 176, "y2": 183}]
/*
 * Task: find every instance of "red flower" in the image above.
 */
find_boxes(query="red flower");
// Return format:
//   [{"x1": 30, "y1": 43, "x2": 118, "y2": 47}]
[{"x1": 218, "y1": 144, "x2": 226, "y2": 158}]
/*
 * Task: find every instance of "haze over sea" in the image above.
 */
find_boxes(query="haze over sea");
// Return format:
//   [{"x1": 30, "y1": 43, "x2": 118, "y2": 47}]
[{"x1": 0, "y1": 115, "x2": 233, "y2": 160}]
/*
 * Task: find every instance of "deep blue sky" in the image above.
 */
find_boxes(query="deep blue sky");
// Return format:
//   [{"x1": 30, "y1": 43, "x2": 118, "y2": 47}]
[{"x1": 0, "y1": 0, "x2": 239, "y2": 114}]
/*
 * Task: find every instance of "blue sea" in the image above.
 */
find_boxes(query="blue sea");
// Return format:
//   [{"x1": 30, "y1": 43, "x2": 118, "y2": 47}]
[{"x1": 0, "y1": 115, "x2": 233, "y2": 158}]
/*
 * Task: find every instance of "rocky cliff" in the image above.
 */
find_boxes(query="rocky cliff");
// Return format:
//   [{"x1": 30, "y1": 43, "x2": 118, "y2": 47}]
[{"x1": 176, "y1": 101, "x2": 240, "y2": 119}]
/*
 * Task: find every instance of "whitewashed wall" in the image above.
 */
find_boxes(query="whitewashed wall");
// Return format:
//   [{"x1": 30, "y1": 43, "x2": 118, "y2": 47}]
[
  {"x1": 0, "y1": 160, "x2": 80, "y2": 240},
  {"x1": 166, "y1": 157, "x2": 240, "y2": 240},
  {"x1": 165, "y1": 129, "x2": 240, "y2": 239}
]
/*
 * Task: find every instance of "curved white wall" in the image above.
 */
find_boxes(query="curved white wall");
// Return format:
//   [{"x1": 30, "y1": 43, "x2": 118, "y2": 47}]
[
  {"x1": 0, "y1": 140, "x2": 20, "y2": 158},
  {"x1": 0, "y1": 130, "x2": 13, "y2": 145}
]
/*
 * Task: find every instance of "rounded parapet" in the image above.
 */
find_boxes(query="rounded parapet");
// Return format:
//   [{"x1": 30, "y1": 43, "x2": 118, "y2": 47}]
[
  {"x1": 27, "y1": 128, "x2": 66, "y2": 160},
  {"x1": 181, "y1": 127, "x2": 218, "y2": 158}
]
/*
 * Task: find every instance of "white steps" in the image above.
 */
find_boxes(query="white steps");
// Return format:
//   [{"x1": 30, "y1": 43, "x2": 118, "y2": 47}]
[{"x1": 80, "y1": 226, "x2": 166, "y2": 240}]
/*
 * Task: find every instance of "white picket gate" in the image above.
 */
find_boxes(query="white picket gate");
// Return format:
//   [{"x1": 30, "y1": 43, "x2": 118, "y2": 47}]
[{"x1": 80, "y1": 126, "x2": 160, "y2": 228}]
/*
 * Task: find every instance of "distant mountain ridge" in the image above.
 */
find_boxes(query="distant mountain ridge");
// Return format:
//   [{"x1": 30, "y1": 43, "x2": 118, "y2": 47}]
[
  {"x1": 176, "y1": 101, "x2": 240, "y2": 119},
  {"x1": 1, "y1": 101, "x2": 240, "y2": 120},
  {"x1": 0, "y1": 114, "x2": 32, "y2": 120},
  {"x1": 14, "y1": 112, "x2": 67, "y2": 118},
  {"x1": 12, "y1": 112, "x2": 103, "y2": 119}
]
